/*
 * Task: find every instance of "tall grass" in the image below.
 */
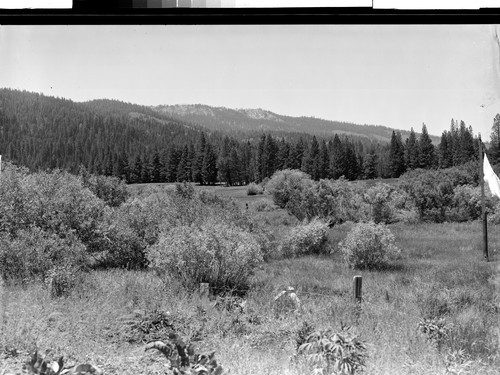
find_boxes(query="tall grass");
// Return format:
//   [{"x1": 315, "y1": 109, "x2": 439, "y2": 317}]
[{"x1": 1, "y1": 222, "x2": 499, "y2": 374}]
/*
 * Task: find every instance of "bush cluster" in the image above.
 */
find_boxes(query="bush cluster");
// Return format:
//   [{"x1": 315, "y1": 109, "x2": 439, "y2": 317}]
[
  {"x1": 0, "y1": 226, "x2": 87, "y2": 282},
  {"x1": 0, "y1": 163, "x2": 140, "y2": 282},
  {"x1": 279, "y1": 218, "x2": 329, "y2": 258},
  {"x1": 266, "y1": 163, "x2": 492, "y2": 225},
  {"x1": 339, "y1": 222, "x2": 401, "y2": 270},
  {"x1": 398, "y1": 163, "x2": 491, "y2": 223},
  {"x1": 246, "y1": 182, "x2": 264, "y2": 196},
  {"x1": 147, "y1": 221, "x2": 263, "y2": 293}
]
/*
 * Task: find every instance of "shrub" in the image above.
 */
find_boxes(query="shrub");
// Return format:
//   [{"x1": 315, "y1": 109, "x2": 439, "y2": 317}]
[
  {"x1": 339, "y1": 222, "x2": 400, "y2": 270},
  {"x1": 0, "y1": 227, "x2": 87, "y2": 282},
  {"x1": 398, "y1": 164, "x2": 480, "y2": 223},
  {"x1": 80, "y1": 166, "x2": 129, "y2": 207},
  {"x1": 44, "y1": 264, "x2": 83, "y2": 298},
  {"x1": 298, "y1": 325, "x2": 368, "y2": 375},
  {"x1": 88, "y1": 206, "x2": 148, "y2": 269},
  {"x1": 246, "y1": 182, "x2": 264, "y2": 196},
  {"x1": 363, "y1": 183, "x2": 395, "y2": 224},
  {"x1": 175, "y1": 181, "x2": 195, "y2": 199},
  {"x1": 251, "y1": 199, "x2": 275, "y2": 212},
  {"x1": 279, "y1": 218, "x2": 329, "y2": 258},
  {"x1": 447, "y1": 184, "x2": 483, "y2": 222},
  {"x1": 266, "y1": 169, "x2": 313, "y2": 209},
  {"x1": 488, "y1": 201, "x2": 500, "y2": 224},
  {"x1": 147, "y1": 220, "x2": 263, "y2": 293}
]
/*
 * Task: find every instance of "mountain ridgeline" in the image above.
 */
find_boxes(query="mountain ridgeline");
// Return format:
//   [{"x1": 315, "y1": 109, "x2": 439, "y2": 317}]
[
  {"x1": 152, "y1": 104, "x2": 440, "y2": 144},
  {"x1": 0, "y1": 88, "x2": 480, "y2": 185}
]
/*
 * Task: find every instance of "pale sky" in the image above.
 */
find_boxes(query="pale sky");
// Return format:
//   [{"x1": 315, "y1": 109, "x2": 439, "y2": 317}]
[{"x1": 1, "y1": 25, "x2": 499, "y2": 139}]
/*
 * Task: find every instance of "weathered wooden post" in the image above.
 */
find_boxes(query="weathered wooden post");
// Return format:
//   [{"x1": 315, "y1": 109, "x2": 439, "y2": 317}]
[
  {"x1": 353, "y1": 275, "x2": 362, "y2": 302},
  {"x1": 199, "y1": 283, "x2": 210, "y2": 299}
]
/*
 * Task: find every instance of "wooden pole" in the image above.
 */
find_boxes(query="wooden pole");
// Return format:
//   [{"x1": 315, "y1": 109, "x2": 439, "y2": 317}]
[
  {"x1": 353, "y1": 275, "x2": 362, "y2": 302},
  {"x1": 479, "y1": 136, "x2": 489, "y2": 261}
]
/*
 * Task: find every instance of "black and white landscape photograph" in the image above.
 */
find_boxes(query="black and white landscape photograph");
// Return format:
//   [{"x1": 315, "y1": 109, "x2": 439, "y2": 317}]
[{"x1": 0, "y1": 24, "x2": 500, "y2": 374}]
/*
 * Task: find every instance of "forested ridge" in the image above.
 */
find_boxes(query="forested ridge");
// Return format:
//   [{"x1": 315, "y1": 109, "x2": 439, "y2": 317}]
[
  {"x1": 0, "y1": 88, "x2": 492, "y2": 186},
  {"x1": 153, "y1": 104, "x2": 441, "y2": 144}
]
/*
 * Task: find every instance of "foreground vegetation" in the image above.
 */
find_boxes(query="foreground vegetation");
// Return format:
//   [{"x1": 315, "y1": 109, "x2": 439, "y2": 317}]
[
  {"x1": 0, "y1": 163, "x2": 499, "y2": 374},
  {"x1": 1, "y1": 221, "x2": 498, "y2": 374}
]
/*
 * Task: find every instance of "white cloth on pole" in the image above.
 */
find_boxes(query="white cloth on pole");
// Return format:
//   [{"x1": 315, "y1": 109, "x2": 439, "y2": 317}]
[{"x1": 484, "y1": 154, "x2": 500, "y2": 199}]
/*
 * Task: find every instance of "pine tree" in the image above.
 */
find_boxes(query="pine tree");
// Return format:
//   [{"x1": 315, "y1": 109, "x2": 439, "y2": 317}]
[
  {"x1": 192, "y1": 132, "x2": 207, "y2": 184},
  {"x1": 141, "y1": 153, "x2": 152, "y2": 183},
  {"x1": 262, "y1": 135, "x2": 278, "y2": 179},
  {"x1": 405, "y1": 127, "x2": 419, "y2": 170},
  {"x1": 344, "y1": 140, "x2": 360, "y2": 180},
  {"x1": 330, "y1": 134, "x2": 345, "y2": 179},
  {"x1": 418, "y1": 123, "x2": 435, "y2": 169},
  {"x1": 489, "y1": 114, "x2": 500, "y2": 164},
  {"x1": 217, "y1": 137, "x2": 233, "y2": 186},
  {"x1": 302, "y1": 136, "x2": 320, "y2": 180},
  {"x1": 289, "y1": 137, "x2": 306, "y2": 170},
  {"x1": 151, "y1": 151, "x2": 162, "y2": 183},
  {"x1": 166, "y1": 148, "x2": 180, "y2": 182},
  {"x1": 389, "y1": 131, "x2": 406, "y2": 177},
  {"x1": 318, "y1": 139, "x2": 330, "y2": 180},
  {"x1": 176, "y1": 145, "x2": 190, "y2": 182},
  {"x1": 131, "y1": 155, "x2": 142, "y2": 183},
  {"x1": 202, "y1": 143, "x2": 218, "y2": 185},
  {"x1": 438, "y1": 131, "x2": 452, "y2": 169},
  {"x1": 276, "y1": 140, "x2": 290, "y2": 171},
  {"x1": 363, "y1": 148, "x2": 378, "y2": 179}
]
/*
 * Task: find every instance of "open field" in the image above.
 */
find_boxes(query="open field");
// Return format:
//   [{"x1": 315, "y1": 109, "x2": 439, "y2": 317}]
[
  {"x1": 1, "y1": 209, "x2": 499, "y2": 374},
  {"x1": 128, "y1": 183, "x2": 267, "y2": 208},
  {"x1": 127, "y1": 178, "x2": 401, "y2": 207}
]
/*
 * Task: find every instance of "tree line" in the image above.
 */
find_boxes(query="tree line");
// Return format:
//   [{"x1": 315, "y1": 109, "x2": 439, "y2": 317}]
[{"x1": 0, "y1": 88, "x2": 494, "y2": 185}]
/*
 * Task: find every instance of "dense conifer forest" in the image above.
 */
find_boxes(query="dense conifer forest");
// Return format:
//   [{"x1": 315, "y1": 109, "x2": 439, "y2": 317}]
[{"x1": 0, "y1": 89, "x2": 484, "y2": 185}]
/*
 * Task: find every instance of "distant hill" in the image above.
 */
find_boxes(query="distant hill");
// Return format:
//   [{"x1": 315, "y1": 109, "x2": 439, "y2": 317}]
[
  {"x1": 0, "y1": 89, "x2": 204, "y2": 174},
  {"x1": 152, "y1": 104, "x2": 441, "y2": 144}
]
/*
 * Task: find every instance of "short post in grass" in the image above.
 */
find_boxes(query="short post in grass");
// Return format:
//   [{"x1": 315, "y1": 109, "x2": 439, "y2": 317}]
[
  {"x1": 352, "y1": 275, "x2": 362, "y2": 324},
  {"x1": 199, "y1": 283, "x2": 210, "y2": 299},
  {"x1": 353, "y1": 275, "x2": 362, "y2": 303}
]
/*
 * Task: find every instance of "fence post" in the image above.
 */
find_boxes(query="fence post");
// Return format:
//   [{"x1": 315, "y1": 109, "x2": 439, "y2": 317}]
[
  {"x1": 353, "y1": 275, "x2": 362, "y2": 303},
  {"x1": 199, "y1": 283, "x2": 209, "y2": 299}
]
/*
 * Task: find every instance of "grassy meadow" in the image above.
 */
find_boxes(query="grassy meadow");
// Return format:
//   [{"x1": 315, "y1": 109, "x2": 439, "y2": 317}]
[{"x1": 1, "y1": 183, "x2": 499, "y2": 375}]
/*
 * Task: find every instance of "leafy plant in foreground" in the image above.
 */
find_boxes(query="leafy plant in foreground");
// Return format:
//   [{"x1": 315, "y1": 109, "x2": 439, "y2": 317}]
[
  {"x1": 145, "y1": 333, "x2": 224, "y2": 375},
  {"x1": 298, "y1": 325, "x2": 368, "y2": 375},
  {"x1": 3, "y1": 350, "x2": 102, "y2": 375}
]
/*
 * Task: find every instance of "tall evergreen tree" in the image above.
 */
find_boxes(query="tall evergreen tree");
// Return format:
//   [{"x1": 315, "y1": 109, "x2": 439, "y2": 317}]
[
  {"x1": 289, "y1": 137, "x2": 306, "y2": 170},
  {"x1": 141, "y1": 153, "x2": 152, "y2": 183},
  {"x1": 344, "y1": 140, "x2": 360, "y2": 180},
  {"x1": 302, "y1": 136, "x2": 320, "y2": 180},
  {"x1": 262, "y1": 134, "x2": 278, "y2": 179},
  {"x1": 489, "y1": 114, "x2": 500, "y2": 164},
  {"x1": 176, "y1": 145, "x2": 190, "y2": 182},
  {"x1": 217, "y1": 136, "x2": 233, "y2": 186},
  {"x1": 129, "y1": 155, "x2": 142, "y2": 184},
  {"x1": 201, "y1": 143, "x2": 218, "y2": 185},
  {"x1": 192, "y1": 132, "x2": 207, "y2": 184},
  {"x1": 405, "y1": 127, "x2": 419, "y2": 170},
  {"x1": 330, "y1": 134, "x2": 345, "y2": 179},
  {"x1": 276, "y1": 139, "x2": 290, "y2": 171},
  {"x1": 150, "y1": 150, "x2": 162, "y2": 183},
  {"x1": 318, "y1": 139, "x2": 330, "y2": 180},
  {"x1": 363, "y1": 148, "x2": 378, "y2": 179},
  {"x1": 418, "y1": 123, "x2": 435, "y2": 169},
  {"x1": 389, "y1": 131, "x2": 406, "y2": 177},
  {"x1": 166, "y1": 148, "x2": 180, "y2": 182}
]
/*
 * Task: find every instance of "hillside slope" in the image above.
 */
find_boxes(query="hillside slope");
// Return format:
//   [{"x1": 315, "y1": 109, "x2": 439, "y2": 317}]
[
  {"x1": 0, "y1": 89, "x2": 204, "y2": 173},
  {"x1": 152, "y1": 104, "x2": 440, "y2": 144}
]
